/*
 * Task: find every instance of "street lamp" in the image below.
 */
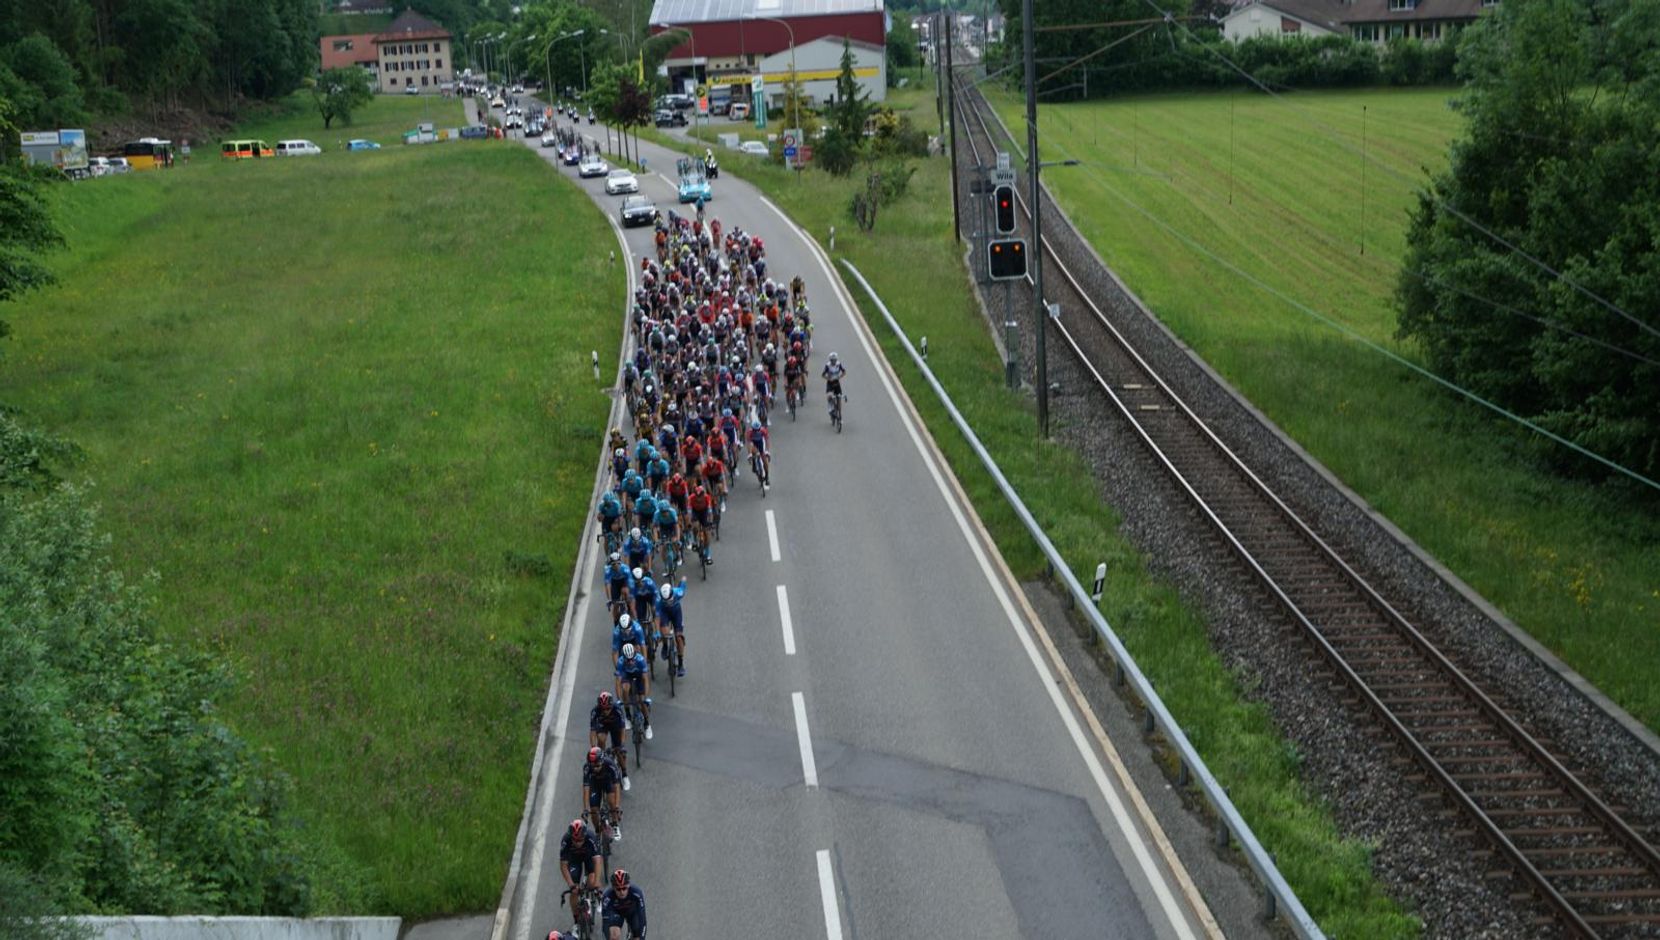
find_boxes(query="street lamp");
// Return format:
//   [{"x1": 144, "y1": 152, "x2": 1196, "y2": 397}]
[
  {"x1": 748, "y1": 16, "x2": 796, "y2": 137},
  {"x1": 545, "y1": 30, "x2": 586, "y2": 99}
]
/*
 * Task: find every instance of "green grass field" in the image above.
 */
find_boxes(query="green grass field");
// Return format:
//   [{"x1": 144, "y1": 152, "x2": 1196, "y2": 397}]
[
  {"x1": 0, "y1": 97, "x2": 622, "y2": 915},
  {"x1": 240, "y1": 91, "x2": 468, "y2": 149},
  {"x1": 986, "y1": 88, "x2": 1660, "y2": 734},
  {"x1": 644, "y1": 83, "x2": 1414, "y2": 936}
]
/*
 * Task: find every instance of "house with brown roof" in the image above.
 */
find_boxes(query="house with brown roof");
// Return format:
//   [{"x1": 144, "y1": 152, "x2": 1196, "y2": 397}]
[
  {"x1": 373, "y1": 10, "x2": 454, "y2": 94},
  {"x1": 1221, "y1": 0, "x2": 1494, "y2": 44},
  {"x1": 320, "y1": 33, "x2": 380, "y2": 75}
]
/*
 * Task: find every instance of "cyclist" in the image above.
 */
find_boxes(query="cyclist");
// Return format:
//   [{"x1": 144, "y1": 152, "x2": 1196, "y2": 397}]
[
  {"x1": 628, "y1": 568, "x2": 658, "y2": 633},
  {"x1": 614, "y1": 643, "x2": 652, "y2": 741},
  {"x1": 664, "y1": 471, "x2": 691, "y2": 514},
  {"x1": 589, "y1": 691, "x2": 630, "y2": 787},
  {"x1": 632, "y1": 436, "x2": 656, "y2": 475},
  {"x1": 751, "y1": 365, "x2": 773, "y2": 424},
  {"x1": 783, "y1": 354, "x2": 804, "y2": 411},
  {"x1": 612, "y1": 612, "x2": 646, "y2": 658},
  {"x1": 656, "y1": 580, "x2": 688, "y2": 677},
  {"x1": 602, "y1": 553, "x2": 632, "y2": 617},
  {"x1": 622, "y1": 528, "x2": 653, "y2": 575},
  {"x1": 601, "y1": 869, "x2": 647, "y2": 940},
  {"x1": 607, "y1": 426, "x2": 628, "y2": 458},
  {"x1": 680, "y1": 432, "x2": 703, "y2": 478},
  {"x1": 596, "y1": 490, "x2": 624, "y2": 541},
  {"x1": 652, "y1": 500, "x2": 681, "y2": 571},
  {"x1": 717, "y1": 408, "x2": 742, "y2": 471},
  {"x1": 559, "y1": 818, "x2": 604, "y2": 896},
  {"x1": 632, "y1": 490, "x2": 659, "y2": 546},
  {"x1": 646, "y1": 451, "x2": 671, "y2": 493},
  {"x1": 822, "y1": 351, "x2": 847, "y2": 420},
  {"x1": 610, "y1": 447, "x2": 629, "y2": 482},
  {"x1": 746, "y1": 419, "x2": 770, "y2": 487},
  {"x1": 618, "y1": 468, "x2": 645, "y2": 521},
  {"x1": 581, "y1": 746, "x2": 624, "y2": 840},
  {"x1": 687, "y1": 483, "x2": 715, "y2": 565}
]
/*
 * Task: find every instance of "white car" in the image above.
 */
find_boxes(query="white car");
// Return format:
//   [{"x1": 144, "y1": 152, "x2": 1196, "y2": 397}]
[
  {"x1": 578, "y1": 155, "x2": 609, "y2": 178},
  {"x1": 603, "y1": 168, "x2": 638, "y2": 194},
  {"x1": 87, "y1": 156, "x2": 112, "y2": 177},
  {"x1": 540, "y1": 132, "x2": 557, "y2": 148},
  {"x1": 738, "y1": 140, "x2": 770, "y2": 157},
  {"x1": 490, "y1": 97, "x2": 506, "y2": 109},
  {"x1": 276, "y1": 139, "x2": 322, "y2": 156},
  {"x1": 107, "y1": 157, "x2": 132, "y2": 173}
]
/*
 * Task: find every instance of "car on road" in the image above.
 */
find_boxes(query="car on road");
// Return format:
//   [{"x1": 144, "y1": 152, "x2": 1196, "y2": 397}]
[
  {"x1": 738, "y1": 140, "x2": 770, "y2": 157},
  {"x1": 603, "y1": 168, "x2": 638, "y2": 195},
  {"x1": 87, "y1": 156, "x2": 112, "y2": 177},
  {"x1": 490, "y1": 97, "x2": 506, "y2": 109},
  {"x1": 346, "y1": 139, "x2": 381, "y2": 150},
  {"x1": 665, "y1": 93, "x2": 695, "y2": 110},
  {"x1": 654, "y1": 108, "x2": 687, "y2": 128},
  {"x1": 578, "y1": 155, "x2": 609, "y2": 178},
  {"x1": 728, "y1": 102, "x2": 750, "y2": 121},
  {"x1": 561, "y1": 148, "x2": 582, "y2": 166},
  {"x1": 677, "y1": 174, "x2": 711, "y2": 204},
  {"x1": 620, "y1": 194, "x2": 658, "y2": 227},
  {"x1": 108, "y1": 157, "x2": 132, "y2": 173},
  {"x1": 540, "y1": 132, "x2": 558, "y2": 148},
  {"x1": 460, "y1": 124, "x2": 490, "y2": 139},
  {"x1": 276, "y1": 139, "x2": 322, "y2": 156},
  {"x1": 404, "y1": 84, "x2": 420, "y2": 96}
]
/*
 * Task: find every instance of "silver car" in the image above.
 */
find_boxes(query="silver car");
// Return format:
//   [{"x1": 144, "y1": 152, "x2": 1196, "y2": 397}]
[
  {"x1": 578, "y1": 155, "x2": 609, "y2": 178},
  {"x1": 603, "y1": 168, "x2": 639, "y2": 194}
]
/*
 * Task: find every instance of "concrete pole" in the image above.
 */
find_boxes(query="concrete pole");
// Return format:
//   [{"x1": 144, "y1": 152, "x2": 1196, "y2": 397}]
[{"x1": 1022, "y1": 0, "x2": 1048, "y2": 436}]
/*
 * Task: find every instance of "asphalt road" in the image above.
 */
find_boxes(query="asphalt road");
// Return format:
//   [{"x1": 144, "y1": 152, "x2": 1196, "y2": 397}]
[{"x1": 509, "y1": 111, "x2": 1208, "y2": 940}]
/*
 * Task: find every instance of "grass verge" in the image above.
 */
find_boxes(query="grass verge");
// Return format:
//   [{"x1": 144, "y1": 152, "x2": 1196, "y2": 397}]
[
  {"x1": 0, "y1": 97, "x2": 622, "y2": 916},
  {"x1": 642, "y1": 98, "x2": 1416, "y2": 935},
  {"x1": 987, "y1": 88, "x2": 1660, "y2": 734},
  {"x1": 240, "y1": 91, "x2": 470, "y2": 149}
]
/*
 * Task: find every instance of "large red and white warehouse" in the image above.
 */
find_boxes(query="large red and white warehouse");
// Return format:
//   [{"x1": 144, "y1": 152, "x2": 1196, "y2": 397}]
[{"x1": 648, "y1": 0, "x2": 887, "y2": 112}]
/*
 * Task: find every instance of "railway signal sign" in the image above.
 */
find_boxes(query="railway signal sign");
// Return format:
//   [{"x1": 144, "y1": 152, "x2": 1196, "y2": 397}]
[
  {"x1": 993, "y1": 184, "x2": 1016, "y2": 234},
  {"x1": 988, "y1": 238, "x2": 1026, "y2": 280}
]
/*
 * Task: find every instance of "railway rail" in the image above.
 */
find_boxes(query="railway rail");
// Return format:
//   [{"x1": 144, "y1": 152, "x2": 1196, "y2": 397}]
[{"x1": 949, "y1": 74, "x2": 1660, "y2": 937}]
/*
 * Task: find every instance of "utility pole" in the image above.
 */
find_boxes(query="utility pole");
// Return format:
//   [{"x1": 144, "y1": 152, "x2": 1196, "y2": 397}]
[
  {"x1": 1022, "y1": 0, "x2": 1048, "y2": 437},
  {"x1": 945, "y1": 5, "x2": 960, "y2": 242}
]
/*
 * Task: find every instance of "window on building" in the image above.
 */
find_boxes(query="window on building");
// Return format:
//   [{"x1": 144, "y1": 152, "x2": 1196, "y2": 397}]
[
  {"x1": 1389, "y1": 22, "x2": 1405, "y2": 37},
  {"x1": 421, "y1": 75, "x2": 429, "y2": 86},
  {"x1": 1388, "y1": 0, "x2": 1415, "y2": 10},
  {"x1": 435, "y1": 58, "x2": 443, "y2": 70},
  {"x1": 1480, "y1": 0, "x2": 1498, "y2": 6},
  {"x1": 434, "y1": 42, "x2": 442, "y2": 52},
  {"x1": 1281, "y1": 16, "x2": 1301, "y2": 32},
  {"x1": 333, "y1": 39, "x2": 354, "y2": 52}
]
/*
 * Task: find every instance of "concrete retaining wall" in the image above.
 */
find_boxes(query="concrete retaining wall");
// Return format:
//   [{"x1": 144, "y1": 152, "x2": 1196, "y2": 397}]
[{"x1": 74, "y1": 917, "x2": 401, "y2": 940}]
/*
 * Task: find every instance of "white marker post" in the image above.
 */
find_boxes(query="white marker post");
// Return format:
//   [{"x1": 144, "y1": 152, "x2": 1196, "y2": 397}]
[
  {"x1": 920, "y1": 336, "x2": 929, "y2": 361},
  {"x1": 1092, "y1": 562, "x2": 1107, "y2": 604},
  {"x1": 592, "y1": 350, "x2": 600, "y2": 381}
]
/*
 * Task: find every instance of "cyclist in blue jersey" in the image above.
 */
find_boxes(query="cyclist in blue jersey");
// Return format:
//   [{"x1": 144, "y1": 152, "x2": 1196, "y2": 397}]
[
  {"x1": 633, "y1": 490, "x2": 659, "y2": 539},
  {"x1": 628, "y1": 568, "x2": 658, "y2": 628},
  {"x1": 656, "y1": 579, "x2": 688, "y2": 677},
  {"x1": 612, "y1": 613, "x2": 645, "y2": 656},
  {"x1": 746, "y1": 419, "x2": 771, "y2": 487},
  {"x1": 633, "y1": 437, "x2": 656, "y2": 474},
  {"x1": 619, "y1": 469, "x2": 645, "y2": 519},
  {"x1": 622, "y1": 528, "x2": 653, "y2": 573},
  {"x1": 559, "y1": 818, "x2": 604, "y2": 894},
  {"x1": 602, "y1": 553, "x2": 632, "y2": 615},
  {"x1": 646, "y1": 453, "x2": 671, "y2": 493},
  {"x1": 656, "y1": 422, "x2": 679, "y2": 465},
  {"x1": 610, "y1": 447, "x2": 629, "y2": 481},
  {"x1": 596, "y1": 491, "x2": 623, "y2": 540},
  {"x1": 614, "y1": 643, "x2": 652, "y2": 740},
  {"x1": 718, "y1": 409, "x2": 741, "y2": 471},
  {"x1": 602, "y1": 869, "x2": 647, "y2": 939},
  {"x1": 652, "y1": 502, "x2": 679, "y2": 559}
]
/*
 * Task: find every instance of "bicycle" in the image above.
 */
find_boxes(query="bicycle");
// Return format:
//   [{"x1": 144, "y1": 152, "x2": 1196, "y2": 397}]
[
  {"x1": 561, "y1": 884, "x2": 603, "y2": 940},
  {"x1": 658, "y1": 628, "x2": 678, "y2": 697},
  {"x1": 787, "y1": 381, "x2": 800, "y2": 421},
  {"x1": 694, "y1": 526, "x2": 710, "y2": 581},
  {"x1": 828, "y1": 390, "x2": 843, "y2": 433},
  {"x1": 621, "y1": 692, "x2": 647, "y2": 764},
  {"x1": 750, "y1": 450, "x2": 770, "y2": 495},
  {"x1": 662, "y1": 538, "x2": 681, "y2": 580}
]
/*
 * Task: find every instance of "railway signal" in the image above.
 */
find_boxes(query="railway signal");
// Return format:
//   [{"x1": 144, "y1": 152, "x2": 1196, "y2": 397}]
[
  {"x1": 993, "y1": 184, "x2": 1016, "y2": 234},
  {"x1": 988, "y1": 238, "x2": 1026, "y2": 280}
]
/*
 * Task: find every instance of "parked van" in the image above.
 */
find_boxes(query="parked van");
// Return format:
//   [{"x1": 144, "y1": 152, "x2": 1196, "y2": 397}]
[
  {"x1": 275, "y1": 139, "x2": 321, "y2": 156},
  {"x1": 729, "y1": 102, "x2": 750, "y2": 121},
  {"x1": 220, "y1": 139, "x2": 273, "y2": 159}
]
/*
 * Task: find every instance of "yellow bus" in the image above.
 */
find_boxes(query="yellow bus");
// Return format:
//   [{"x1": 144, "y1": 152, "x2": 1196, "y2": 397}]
[
  {"x1": 122, "y1": 138, "x2": 174, "y2": 170},
  {"x1": 220, "y1": 139, "x2": 273, "y2": 159}
]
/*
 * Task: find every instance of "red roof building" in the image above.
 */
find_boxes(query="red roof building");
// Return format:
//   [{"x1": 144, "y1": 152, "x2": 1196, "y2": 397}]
[{"x1": 320, "y1": 33, "x2": 380, "y2": 72}]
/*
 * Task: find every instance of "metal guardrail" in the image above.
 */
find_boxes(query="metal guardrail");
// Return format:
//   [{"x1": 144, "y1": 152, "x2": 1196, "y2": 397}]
[{"x1": 840, "y1": 258, "x2": 1325, "y2": 940}]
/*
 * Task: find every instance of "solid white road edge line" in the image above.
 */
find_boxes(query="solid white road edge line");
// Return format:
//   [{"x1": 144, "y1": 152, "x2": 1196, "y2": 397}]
[
  {"x1": 509, "y1": 210, "x2": 639, "y2": 940},
  {"x1": 777, "y1": 584, "x2": 797, "y2": 656},
  {"x1": 792, "y1": 691, "x2": 819, "y2": 788},
  {"x1": 816, "y1": 849, "x2": 845, "y2": 940},
  {"x1": 766, "y1": 508, "x2": 782, "y2": 562},
  {"x1": 756, "y1": 193, "x2": 1199, "y2": 940}
]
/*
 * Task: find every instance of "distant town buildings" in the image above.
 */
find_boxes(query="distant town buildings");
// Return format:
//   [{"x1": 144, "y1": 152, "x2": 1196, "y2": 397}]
[
  {"x1": 1220, "y1": 0, "x2": 1494, "y2": 43},
  {"x1": 322, "y1": 10, "x2": 455, "y2": 93}
]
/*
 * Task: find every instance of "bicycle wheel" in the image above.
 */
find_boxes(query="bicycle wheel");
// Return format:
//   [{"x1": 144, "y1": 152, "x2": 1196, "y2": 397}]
[
  {"x1": 631, "y1": 710, "x2": 645, "y2": 765},
  {"x1": 666, "y1": 641, "x2": 676, "y2": 697}
]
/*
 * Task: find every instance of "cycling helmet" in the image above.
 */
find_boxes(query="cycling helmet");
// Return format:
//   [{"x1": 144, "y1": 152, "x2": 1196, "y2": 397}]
[
  {"x1": 622, "y1": 643, "x2": 636, "y2": 658},
  {"x1": 631, "y1": 567, "x2": 644, "y2": 580},
  {"x1": 609, "y1": 552, "x2": 620, "y2": 563},
  {"x1": 722, "y1": 408, "x2": 733, "y2": 417},
  {"x1": 829, "y1": 352, "x2": 840, "y2": 364},
  {"x1": 569, "y1": 818, "x2": 587, "y2": 839},
  {"x1": 613, "y1": 447, "x2": 624, "y2": 458},
  {"x1": 670, "y1": 472, "x2": 683, "y2": 484},
  {"x1": 765, "y1": 342, "x2": 775, "y2": 354},
  {"x1": 754, "y1": 364, "x2": 764, "y2": 373},
  {"x1": 629, "y1": 527, "x2": 641, "y2": 540},
  {"x1": 751, "y1": 419, "x2": 762, "y2": 430},
  {"x1": 597, "y1": 691, "x2": 614, "y2": 708},
  {"x1": 618, "y1": 613, "x2": 631, "y2": 627},
  {"x1": 660, "y1": 583, "x2": 673, "y2": 599},
  {"x1": 612, "y1": 869, "x2": 630, "y2": 890},
  {"x1": 587, "y1": 747, "x2": 602, "y2": 763}
]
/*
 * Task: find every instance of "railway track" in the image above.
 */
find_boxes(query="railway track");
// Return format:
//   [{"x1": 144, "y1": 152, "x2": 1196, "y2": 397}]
[{"x1": 949, "y1": 76, "x2": 1660, "y2": 937}]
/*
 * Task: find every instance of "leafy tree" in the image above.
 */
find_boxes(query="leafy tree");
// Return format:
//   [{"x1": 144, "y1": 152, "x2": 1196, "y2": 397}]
[
  {"x1": 1396, "y1": 0, "x2": 1660, "y2": 480},
  {"x1": 310, "y1": 67, "x2": 373, "y2": 130},
  {"x1": 0, "y1": 35, "x2": 86, "y2": 130},
  {"x1": 887, "y1": 18, "x2": 920, "y2": 81},
  {"x1": 0, "y1": 129, "x2": 63, "y2": 315},
  {"x1": 777, "y1": 68, "x2": 820, "y2": 140}
]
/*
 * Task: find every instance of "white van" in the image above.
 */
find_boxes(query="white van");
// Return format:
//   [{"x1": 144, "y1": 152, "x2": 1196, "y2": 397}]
[
  {"x1": 729, "y1": 102, "x2": 750, "y2": 121},
  {"x1": 276, "y1": 139, "x2": 322, "y2": 156}
]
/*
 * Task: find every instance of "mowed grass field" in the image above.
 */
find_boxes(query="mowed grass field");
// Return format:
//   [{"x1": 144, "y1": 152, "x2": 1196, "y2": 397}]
[
  {"x1": 0, "y1": 97, "x2": 622, "y2": 914},
  {"x1": 990, "y1": 88, "x2": 1660, "y2": 733},
  {"x1": 244, "y1": 91, "x2": 473, "y2": 149},
  {"x1": 645, "y1": 83, "x2": 1414, "y2": 935}
]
